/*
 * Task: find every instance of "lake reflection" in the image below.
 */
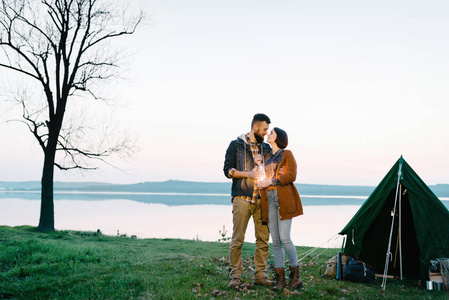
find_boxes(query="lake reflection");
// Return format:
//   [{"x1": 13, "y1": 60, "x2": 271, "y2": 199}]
[{"x1": 1, "y1": 195, "x2": 364, "y2": 247}]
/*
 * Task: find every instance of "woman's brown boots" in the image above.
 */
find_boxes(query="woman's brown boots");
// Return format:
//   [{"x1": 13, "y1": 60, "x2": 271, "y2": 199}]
[
  {"x1": 272, "y1": 268, "x2": 286, "y2": 291},
  {"x1": 288, "y1": 265, "x2": 303, "y2": 289},
  {"x1": 273, "y1": 266, "x2": 303, "y2": 292}
]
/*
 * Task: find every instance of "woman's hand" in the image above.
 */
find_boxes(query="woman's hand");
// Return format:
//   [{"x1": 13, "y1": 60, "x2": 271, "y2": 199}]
[
  {"x1": 278, "y1": 166, "x2": 286, "y2": 175},
  {"x1": 254, "y1": 154, "x2": 262, "y2": 166}
]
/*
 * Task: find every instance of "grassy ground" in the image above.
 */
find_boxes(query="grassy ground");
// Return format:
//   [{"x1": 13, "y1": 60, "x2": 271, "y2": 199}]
[{"x1": 0, "y1": 225, "x2": 447, "y2": 299}]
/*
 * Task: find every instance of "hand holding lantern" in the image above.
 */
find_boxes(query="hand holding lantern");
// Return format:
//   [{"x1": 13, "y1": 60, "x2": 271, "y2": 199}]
[{"x1": 254, "y1": 154, "x2": 270, "y2": 187}]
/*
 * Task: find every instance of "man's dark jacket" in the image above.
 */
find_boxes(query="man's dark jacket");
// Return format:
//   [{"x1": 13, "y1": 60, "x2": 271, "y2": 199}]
[{"x1": 223, "y1": 134, "x2": 272, "y2": 199}]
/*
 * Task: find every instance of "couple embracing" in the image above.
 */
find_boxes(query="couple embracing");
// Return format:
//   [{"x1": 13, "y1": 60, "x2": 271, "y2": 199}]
[{"x1": 223, "y1": 113, "x2": 303, "y2": 291}]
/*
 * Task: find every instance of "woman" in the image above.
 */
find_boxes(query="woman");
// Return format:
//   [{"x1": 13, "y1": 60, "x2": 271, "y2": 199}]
[{"x1": 256, "y1": 127, "x2": 303, "y2": 291}]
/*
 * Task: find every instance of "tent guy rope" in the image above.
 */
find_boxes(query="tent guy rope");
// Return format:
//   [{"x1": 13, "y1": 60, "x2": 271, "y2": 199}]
[{"x1": 297, "y1": 234, "x2": 343, "y2": 263}]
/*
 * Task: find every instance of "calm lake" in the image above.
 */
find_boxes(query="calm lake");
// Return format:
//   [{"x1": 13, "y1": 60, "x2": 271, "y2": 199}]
[{"x1": 2, "y1": 191, "x2": 449, "y2": 247}]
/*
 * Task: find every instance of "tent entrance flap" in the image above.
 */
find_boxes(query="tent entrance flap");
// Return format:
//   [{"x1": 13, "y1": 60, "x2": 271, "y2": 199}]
[{"x1": 358, "y1": 188, "x2": 420, "y2": 278}]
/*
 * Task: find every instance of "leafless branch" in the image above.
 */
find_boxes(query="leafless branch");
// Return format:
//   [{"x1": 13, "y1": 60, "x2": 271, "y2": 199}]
[{"x1": 1, "y1": 0, "x2": 143, "y2": 171}]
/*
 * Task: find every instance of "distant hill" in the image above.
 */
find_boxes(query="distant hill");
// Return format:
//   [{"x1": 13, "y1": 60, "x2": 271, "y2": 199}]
[
  {"x1": 0, "y1": 181, "x2": 42, "y2": 190},
  {"x1": 0, "y1": 180, "x2": 375, "y2": 195},
  {"x1": 1, "y1": 180, "x2": 449, "y2": 197},
  {"x1": 0, "y1": 181, "x2": 113, "y2": 190}
]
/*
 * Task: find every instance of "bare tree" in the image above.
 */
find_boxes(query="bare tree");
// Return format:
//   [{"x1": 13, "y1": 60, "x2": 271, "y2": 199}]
[{"x1": 0, "y1": 0, "x2": 143, "y2": 230}]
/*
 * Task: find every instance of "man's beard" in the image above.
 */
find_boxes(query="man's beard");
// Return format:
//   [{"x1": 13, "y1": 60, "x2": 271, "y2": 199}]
[{"x1": 255, "y1": 132, "x2": 264, "y2": 143}]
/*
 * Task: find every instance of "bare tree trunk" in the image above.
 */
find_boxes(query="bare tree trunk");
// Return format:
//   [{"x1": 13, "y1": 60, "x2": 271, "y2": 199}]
[
  {"x1": 37, "y1": 128, "x2": 59, "y2": 231},
  {"x1": 38, "y1": 154, "x2": 55, "y2": 230}
]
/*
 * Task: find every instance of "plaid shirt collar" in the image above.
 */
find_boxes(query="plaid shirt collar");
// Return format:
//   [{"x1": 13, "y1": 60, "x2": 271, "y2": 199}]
[{"x1": 245, "y1": 133, "x2": 260, "y2": 150}]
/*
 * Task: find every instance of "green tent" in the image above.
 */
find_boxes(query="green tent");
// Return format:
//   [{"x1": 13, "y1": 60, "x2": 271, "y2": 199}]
[{"x1": 339, "y1": 156, "x2": 449, "y2": 281}]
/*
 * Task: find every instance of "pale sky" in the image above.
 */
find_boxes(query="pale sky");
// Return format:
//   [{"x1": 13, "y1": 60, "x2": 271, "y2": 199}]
[{"x1": 1, "y1": 0, "x2": 449, "y2": 186}]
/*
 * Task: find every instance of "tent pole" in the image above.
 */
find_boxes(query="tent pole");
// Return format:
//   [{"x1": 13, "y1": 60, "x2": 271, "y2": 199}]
[
  {"x1": 394, "y1": 232, "x2": 399, "y2": 267},
  {"x1": 394, "y1": 184, "x2": 402, "y2": 268},
  {"x1": 399, "y1": 184, "x2": 403, "y2": 280},
  {"x1": 381, "y1": 162, "x2": 403, "y2": 291}
]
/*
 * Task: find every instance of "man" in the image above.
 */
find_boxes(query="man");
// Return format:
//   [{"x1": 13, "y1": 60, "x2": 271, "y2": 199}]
[{"x1": 223, "y1": 113, "x2": 273, "y2": 288}]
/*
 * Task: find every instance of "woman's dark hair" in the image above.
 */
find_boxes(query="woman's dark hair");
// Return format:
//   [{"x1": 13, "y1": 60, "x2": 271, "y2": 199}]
[{"x1": 273, "y1": 127, "x2": 288, "y2": 149}]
